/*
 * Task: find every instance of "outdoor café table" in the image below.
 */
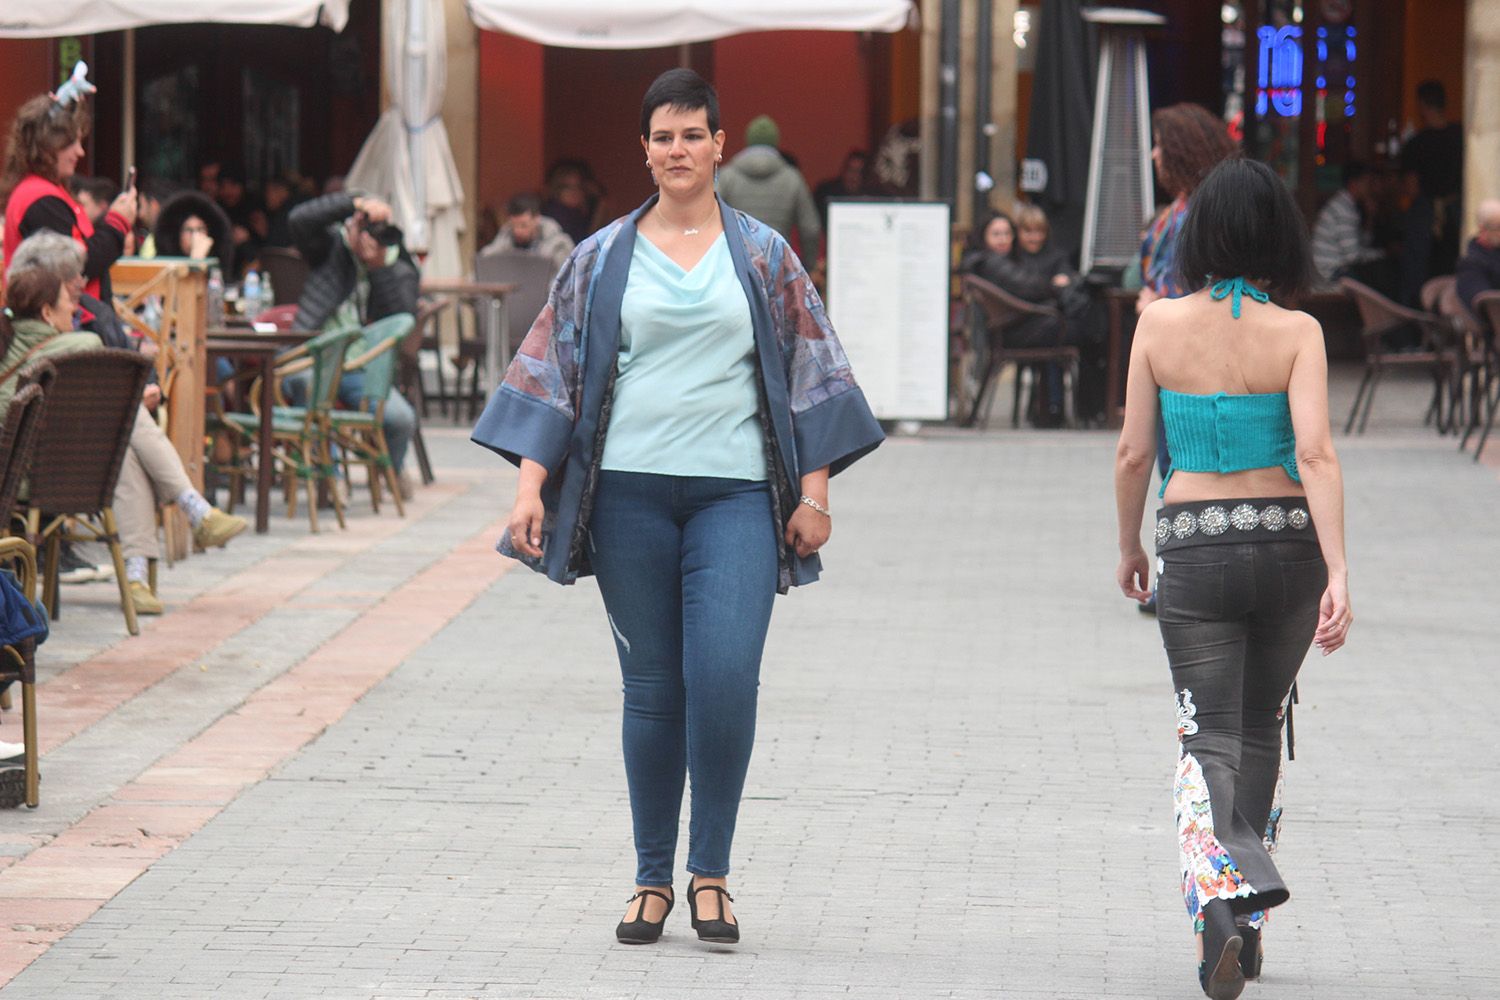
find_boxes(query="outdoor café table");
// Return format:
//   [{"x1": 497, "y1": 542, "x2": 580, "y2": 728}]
[
  {"x1": 205, "y1": 330, "x2": 318, "y2": 533},
  {"x1": 418, "y1": 278, "x2": 517, "y2": 397}
]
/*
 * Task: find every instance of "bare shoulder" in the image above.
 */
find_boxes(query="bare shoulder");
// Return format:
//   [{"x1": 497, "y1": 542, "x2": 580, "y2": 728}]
[
  {"x1": 1135, "y1": 293, "x2": 1187, "y2": 335},
  {"x1": 1275, "y1": 305, "x2": 1326, "y2": 347}
]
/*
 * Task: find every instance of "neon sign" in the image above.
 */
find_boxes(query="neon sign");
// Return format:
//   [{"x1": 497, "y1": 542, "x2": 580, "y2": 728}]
[{"x1": 1256, "y1": 25, "x2": 1303, "y2": 117}]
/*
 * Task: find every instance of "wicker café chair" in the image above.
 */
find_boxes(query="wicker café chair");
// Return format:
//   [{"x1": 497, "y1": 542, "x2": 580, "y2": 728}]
[
  {"x1": 960, "y1": 273, "x2": 1081, "y2": 429},
  {"x1": 1338, "y1": 277, "x2": 1461, "y2": 435},
  {"x1": 328, "y1": 313, "x2": 416, "y2": 516},
  {"x1": 24, "y1": 350, "x2": 153, "y2": 637},
  {"x1": 221, "y1": 326, "x2": 362, "y2": 533},
  {"x1": 1467, "y1": 291, "x2": 1500, "y2": 461},
  {"x1": 0, "y1": 370, "x2": 55, "y2": 808}
]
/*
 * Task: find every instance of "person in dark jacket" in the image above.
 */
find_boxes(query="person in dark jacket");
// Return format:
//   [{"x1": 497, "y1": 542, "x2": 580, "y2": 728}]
[
  {"x1": 285, "y1": 192, "x2": 419, "y2": 489},
  {"x1": 1455, "y1": 199, "x2": 1500, "y2": 314}
]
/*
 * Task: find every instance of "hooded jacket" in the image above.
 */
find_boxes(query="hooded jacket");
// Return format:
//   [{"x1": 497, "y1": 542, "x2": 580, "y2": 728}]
[
  {"x1": 471, "y1": 196, "x2": 883, "y2": 593},
  {"x1": 717, "y1": 147, "x2": 822, "y2": 254}
]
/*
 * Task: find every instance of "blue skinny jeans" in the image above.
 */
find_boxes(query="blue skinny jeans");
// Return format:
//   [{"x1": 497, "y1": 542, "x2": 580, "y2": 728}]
[{"x1": 587, "y1": 470, "x2": 779, "y2": 887}]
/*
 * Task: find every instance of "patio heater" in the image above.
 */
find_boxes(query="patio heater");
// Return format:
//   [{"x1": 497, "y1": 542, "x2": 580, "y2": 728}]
[{"x1": 1079, "y1": 7, "x2": 1165, "y2": 275}]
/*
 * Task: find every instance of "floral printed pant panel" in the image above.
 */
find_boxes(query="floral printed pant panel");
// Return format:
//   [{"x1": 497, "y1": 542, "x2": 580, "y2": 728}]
[{"x1": 1156, "y1": 535, "x2": 1325, "y2": 929}]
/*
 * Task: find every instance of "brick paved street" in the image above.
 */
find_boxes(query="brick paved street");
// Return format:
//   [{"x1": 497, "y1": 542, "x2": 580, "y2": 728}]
[{"x1": 2, "y1": 368, "x2": 1497, "y2": 999}]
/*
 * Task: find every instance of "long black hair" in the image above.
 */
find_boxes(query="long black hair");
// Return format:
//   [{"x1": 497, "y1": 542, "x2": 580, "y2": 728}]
[{"x1": 1175, "y1": 157, "x2": 1314, "y2": 303}]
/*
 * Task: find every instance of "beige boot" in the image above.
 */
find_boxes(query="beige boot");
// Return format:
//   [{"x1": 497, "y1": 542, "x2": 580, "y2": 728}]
[
  {"x1": 193, "y1": 508, "x2": 248, "y2": 549},
  {"x1": 127, "y1": 580, "x2": 164, "y2": 615}
]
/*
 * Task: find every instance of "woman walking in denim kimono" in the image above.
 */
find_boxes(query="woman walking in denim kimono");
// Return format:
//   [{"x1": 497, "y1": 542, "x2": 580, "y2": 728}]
[
  {"x1": 472, "y1": 69, "x2": 883, "y2": 947},
  {"x1": 1113, "y1": 159, "x2": 1352, "y2": 998}
]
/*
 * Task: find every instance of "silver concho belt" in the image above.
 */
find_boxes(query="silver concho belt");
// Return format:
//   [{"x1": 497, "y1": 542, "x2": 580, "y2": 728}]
[{"x1": 1154, "y1": 496, "x2": 1316, "y2": 552}]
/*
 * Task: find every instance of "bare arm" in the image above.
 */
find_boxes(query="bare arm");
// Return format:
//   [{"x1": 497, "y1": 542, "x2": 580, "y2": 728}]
[
  {"x1": 1113, "y1": 311, "x2": 1160, "y2": 602},
  {"x1": 1287, "y1": 318, "x2": 1352, "y2": 653}
]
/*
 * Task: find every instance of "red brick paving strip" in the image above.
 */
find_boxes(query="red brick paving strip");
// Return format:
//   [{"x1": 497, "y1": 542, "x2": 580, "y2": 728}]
[
  {"x1": 31, "y1": 483, "x2": 466, "y2": 754},
  {"x1": 0, "y1": 517, "x2": 513, "y2": 987}
]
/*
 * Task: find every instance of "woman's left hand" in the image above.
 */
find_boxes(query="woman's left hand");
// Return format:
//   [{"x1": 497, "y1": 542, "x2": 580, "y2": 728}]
[{"x1": 785, "y1": 505, "x2": 830, "y2": 559}]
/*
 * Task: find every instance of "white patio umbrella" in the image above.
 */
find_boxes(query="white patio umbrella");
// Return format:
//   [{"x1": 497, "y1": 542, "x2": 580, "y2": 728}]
[
  {"x1": 346, "y1": 0, "x2": 465, "y2": 278},
  {"x1": 465, "y1": 0, "x2": 913, "y2": 49},
  {"x1": 0, "y1": 0, "x2": 349, "y2": 35}
]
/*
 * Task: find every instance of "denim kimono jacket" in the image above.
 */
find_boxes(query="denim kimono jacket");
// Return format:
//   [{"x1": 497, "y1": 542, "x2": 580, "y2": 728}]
[{"x1": 471, "y1": 195, "x2": 884, "y2": 592}]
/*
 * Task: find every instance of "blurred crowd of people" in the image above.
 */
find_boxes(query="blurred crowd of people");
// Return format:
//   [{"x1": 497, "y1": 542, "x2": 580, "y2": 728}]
[{"x1": 477, "y1": 115, "x2": 892, "y2": 275}]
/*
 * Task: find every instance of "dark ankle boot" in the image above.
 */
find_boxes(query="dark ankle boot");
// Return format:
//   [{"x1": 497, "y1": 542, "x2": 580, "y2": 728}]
[{"x1": 1198, "y1": 899, "x2": 1245, "y2": 999}]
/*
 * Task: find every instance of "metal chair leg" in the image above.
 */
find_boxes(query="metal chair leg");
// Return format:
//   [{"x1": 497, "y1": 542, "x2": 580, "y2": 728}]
[
  {"x1": 22, "y1": 680, "x2": 37, "y2": 808},
  {"x1": 1344, "y1": 365, "x2": 1373, "y2": 434},
  {"x1": 101, "y1": 510, "x2": 139, "y2": 637},
  {"x1": 1357, "y1": 368, "x2": 1383, "y2": 433}
]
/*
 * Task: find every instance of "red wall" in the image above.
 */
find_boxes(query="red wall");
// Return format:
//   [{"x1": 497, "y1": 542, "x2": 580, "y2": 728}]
[
  {"x1": 713, "y1": 31, "x2": 871, "y2": 196},
  {"x1": 0, "y1": 39, "x2": 55, "y2": 157},
  {"x1": 475, "y1": 30, "x2": 875, "y2": 228},
  {"x1": 477, "y1": 30, "x2": 546, "y2": 216}
]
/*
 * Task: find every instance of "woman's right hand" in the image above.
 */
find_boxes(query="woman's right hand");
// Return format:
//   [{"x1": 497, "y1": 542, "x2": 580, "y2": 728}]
[
  {"x1": 1117, "y1": 546, "x2": 1152, "y2": 604},
  {"x1": 109, "y1": 188, "x2": 138, "y2": 225},
  {"x1": 1313, "y1": 573, "x2": 1352, "y2": 655},
  {"x1": 507, "y1": 490, "x2": 545, "y2": 559},
  {"x1": 187, "y1": 230, "x2": 214, "y2": 259}
]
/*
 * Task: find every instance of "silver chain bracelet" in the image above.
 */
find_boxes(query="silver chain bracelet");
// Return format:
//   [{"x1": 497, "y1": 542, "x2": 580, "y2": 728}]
[{"x1": 799, "y1": 495, "x2": 831, "y2": 517}]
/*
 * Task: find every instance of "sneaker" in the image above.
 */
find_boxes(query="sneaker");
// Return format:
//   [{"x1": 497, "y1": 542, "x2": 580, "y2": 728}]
[
  {"x1": 397, "y1": 469, "x2": 416, "y2": 502},
  {"x1": 0, "y1": 741, "x2": 23, "y2": 763},
  {"x1": 57, "y1": 544, "x2": 98, "y2": 584},
  {"x1": 193, "y1": 508, "x2": 248, "y2": 550},
  {"x1": 127, "y1": 580, "x2": 164, "y2": 616}
]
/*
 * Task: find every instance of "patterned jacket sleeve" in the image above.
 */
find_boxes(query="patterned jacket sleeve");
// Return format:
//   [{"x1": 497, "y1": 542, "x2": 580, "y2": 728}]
[
  {"x1": 773, "y1": 242, "x2": 884, "y2": 477},
  {"x1": 470, "y1": 249, "x2": 585, "y2": 474}
]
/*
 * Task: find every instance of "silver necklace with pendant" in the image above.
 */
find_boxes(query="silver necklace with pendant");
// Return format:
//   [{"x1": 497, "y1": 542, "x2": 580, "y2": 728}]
[{"x1": 661, "y1": 203, "x2": 717, "y2": 237}]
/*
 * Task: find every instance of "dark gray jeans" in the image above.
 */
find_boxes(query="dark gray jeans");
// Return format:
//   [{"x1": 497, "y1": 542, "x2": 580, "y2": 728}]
[{"x1": 1155, "y1": 505, "x2": 1326, "y2": 931}]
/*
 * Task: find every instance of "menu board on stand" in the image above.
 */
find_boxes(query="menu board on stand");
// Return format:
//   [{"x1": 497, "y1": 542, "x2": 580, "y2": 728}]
[{"x1": 824, "y1": 200, "x2": 951, "y2": 422}]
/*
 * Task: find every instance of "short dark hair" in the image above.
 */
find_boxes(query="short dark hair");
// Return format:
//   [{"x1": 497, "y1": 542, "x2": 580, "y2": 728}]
[
  {"x1": 4, "y1": 265, "x2": 66, "y2": 320},
  {"x1": 67, "y1": 174, "x2": 119, "y2": 205},
  {"x1": 1341, "y1": 160, "x2": 1368, "y2": 188},
  {"x1": 506, "y1": 192, "x2": 541, "y2": 216},
  {"x1": 640, "y1": 69, "x2": 720, "y2": 138},
  {"x1": 1175, "y1": 157, "x2": 1314, "y2": 302},
  {"x1": 1416, "y1": 79, "x2": 1446, "y2": 110}
]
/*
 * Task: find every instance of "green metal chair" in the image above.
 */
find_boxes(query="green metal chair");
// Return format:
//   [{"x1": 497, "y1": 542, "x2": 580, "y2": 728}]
[
  {"x1": 328, "y1": 313, "x2": 416, "y2": 516},
  {"x1": 220, "y1": 326, "x2": 362, "y2": 533}
]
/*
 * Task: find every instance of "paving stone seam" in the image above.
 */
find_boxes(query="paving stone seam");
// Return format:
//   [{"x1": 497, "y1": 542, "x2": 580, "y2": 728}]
[{"x1": 0, "y1": 517, "x2": 515, "y2": 989}]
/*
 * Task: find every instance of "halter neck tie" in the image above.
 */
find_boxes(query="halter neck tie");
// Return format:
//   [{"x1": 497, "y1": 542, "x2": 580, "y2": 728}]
[{"x1": 1209, "y1": 276, "x2": 1270, "y2": 319}]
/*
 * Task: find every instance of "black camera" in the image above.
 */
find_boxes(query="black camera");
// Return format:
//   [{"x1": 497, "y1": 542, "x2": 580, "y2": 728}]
[{"x1": 353, "y1": 211, "x2": 403, "y2": 247}]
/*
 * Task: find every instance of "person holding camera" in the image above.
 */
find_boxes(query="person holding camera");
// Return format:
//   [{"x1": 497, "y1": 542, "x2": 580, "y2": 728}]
[{"x1": 284, "y1": 192, "x2": 419, "y2": 496}]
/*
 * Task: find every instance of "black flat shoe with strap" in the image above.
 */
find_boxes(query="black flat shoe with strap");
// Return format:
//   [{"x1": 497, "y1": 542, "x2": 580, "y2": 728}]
[
  {"x1": 615, "y1": 887, "x2": 673, "y2": 944},
  {"x1": 687, "y1": 878, "x2": 739, "y2": 944}
]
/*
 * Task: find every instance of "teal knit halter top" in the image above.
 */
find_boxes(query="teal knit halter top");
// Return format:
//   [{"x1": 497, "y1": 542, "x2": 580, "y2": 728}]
[{"x1": 1158, "y1": 277, "x2": 1299, "y2": 497}]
